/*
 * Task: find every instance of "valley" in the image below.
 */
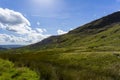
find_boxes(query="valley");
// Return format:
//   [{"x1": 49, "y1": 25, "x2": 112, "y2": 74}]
[{"x1": 0, "y1": 12, "x2": 120, "y2": 80}]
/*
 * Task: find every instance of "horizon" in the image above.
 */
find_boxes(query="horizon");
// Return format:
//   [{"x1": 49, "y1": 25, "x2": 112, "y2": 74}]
[{"x1": 0, "y1": 0, "x2": 120, "y2": 45}]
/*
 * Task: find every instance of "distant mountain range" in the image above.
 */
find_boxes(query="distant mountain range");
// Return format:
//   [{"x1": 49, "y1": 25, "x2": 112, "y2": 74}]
[
  {"x1": 0, "y1": 45, "x2": 24, "y2": 49},
  {"x1": 26, "y1": 11, "x2": 120, "y2": 50}
]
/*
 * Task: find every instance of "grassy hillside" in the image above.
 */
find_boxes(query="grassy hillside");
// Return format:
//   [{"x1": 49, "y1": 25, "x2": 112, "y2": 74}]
[
  {"x1": 0, "y1": 59, "x2": 39, "y2": 80},
  {"x1": 27, "y1": 11, "x2": 120, "y2": 50},
  {"x1": 0, "y1": 12, "x2": 120, "y2": 80}
]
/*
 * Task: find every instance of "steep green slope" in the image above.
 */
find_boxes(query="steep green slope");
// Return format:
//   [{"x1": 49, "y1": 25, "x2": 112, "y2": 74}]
[
  {"x1": 28, "y1": 11, "x2": 120, "y2": 50},
  {"x1": 0, "y1": 59, "x2": 39, "y2": 80}
]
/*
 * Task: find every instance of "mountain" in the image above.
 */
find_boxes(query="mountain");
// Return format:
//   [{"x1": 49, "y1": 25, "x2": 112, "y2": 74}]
[
  {"x1": 1, "y1": 11, "x2": 120, "y2": 80},
  {"x1": 0, "y1": 45, "x2": 24, "y2": 49},
  {"x1": 0, "y1": 47, "x2": 6, "y2": 50},
  {"x1": 27, "y1": 11, "x2": 120, "y2": 50}
]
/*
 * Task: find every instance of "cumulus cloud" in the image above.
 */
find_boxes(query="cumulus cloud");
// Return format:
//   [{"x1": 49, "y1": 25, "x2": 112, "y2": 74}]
[
  {"x1": 0, "y1": 8, "x2": 50, "y2": 44},
  {"x1": 36, "y1": 28, "x2": 47, "y2": 33},
  {"x1": 0, "y1": 8, "x2": 31, "y2": 34},
  {"x1": 57, "y1": 29, "x2": 67, "y2": 35},
  {"x1": 0, "y1": 34, "x2": 26, "y2": 43}
]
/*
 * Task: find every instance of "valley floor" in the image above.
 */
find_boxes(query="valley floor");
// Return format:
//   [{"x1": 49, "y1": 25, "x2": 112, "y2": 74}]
[{"x1": 0, "y1": 47, "x2": 120, "y2": 80}]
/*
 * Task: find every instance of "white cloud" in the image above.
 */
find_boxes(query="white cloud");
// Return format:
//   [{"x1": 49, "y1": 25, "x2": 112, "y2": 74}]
[
  {"x1": 0, "y1": 8, "x2": 30, "y2": 26},
  {"x1": 37, "y1": 21, "x2": 40, "y2": 26},
  {"x1": 0, "y1": 34, "x2": 26, "y2": 43},
  {"x1": 0, "y1": 8, "x2": 32, "y2": 35},
  {"x1": 70, "y1": 28, "x2": 73, "y2": 30},
  {"x1": 36, "y1": 28, "x2": 47, "y2": 33},
  {"x1": 57, "y1": 29, "x2": 67, "y2": 35},
  {"x1": 0, "y1": 8, "x2": 50, "y2": 44}
]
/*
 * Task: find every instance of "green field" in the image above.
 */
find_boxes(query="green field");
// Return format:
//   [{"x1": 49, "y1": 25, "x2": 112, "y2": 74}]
[{"x1": 0, "y1": 47, "x2": 120, "y2": 80}]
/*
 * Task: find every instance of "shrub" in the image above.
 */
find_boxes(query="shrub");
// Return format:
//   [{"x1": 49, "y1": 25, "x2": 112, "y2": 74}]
[{"x1": 0, "y1": 59, "x2": 39, "y2": 80}]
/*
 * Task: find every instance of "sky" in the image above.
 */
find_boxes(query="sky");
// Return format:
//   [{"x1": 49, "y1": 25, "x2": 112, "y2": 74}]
[{"x1": 0, "y1": 0, "x2": 120, "y2": 45}]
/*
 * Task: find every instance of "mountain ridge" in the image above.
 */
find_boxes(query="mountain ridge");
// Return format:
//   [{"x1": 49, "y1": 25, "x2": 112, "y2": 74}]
[
  {"x1": 27, "y1": 11, "x2": 120, "y2": 50},
  {"x1": 69, "y1": 11, "x2": 120, "y2": 34},
  {"x1": 0, "y1": 45, "x2": 24, "y2": 49}
]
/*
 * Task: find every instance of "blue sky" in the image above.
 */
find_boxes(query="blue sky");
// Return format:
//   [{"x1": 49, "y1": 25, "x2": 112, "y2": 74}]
[{"x1": 0, "y1": 0, "x2": 120, "y2": 45}]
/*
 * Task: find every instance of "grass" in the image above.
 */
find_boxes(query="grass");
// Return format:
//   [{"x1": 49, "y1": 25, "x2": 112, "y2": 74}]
[
  {"x1": 25, "y1": 23, "x2": 120, "y2": 52},
  {"x1": 1, "y1": 12, "x2": 120, "y2": 80},
  {"x1": 0, "y1": 47, "x2": 120, "y2": 80},
  {"x1": 1, "y1": 23, "x2": 120, "y2": 79}
]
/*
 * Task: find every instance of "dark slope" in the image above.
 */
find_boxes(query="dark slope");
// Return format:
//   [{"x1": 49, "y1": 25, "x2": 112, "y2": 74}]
[
  {"x1": 69, "y1": 11, "x2": 120, "y2": 34},
  {"x1": 28, "y1": 11, "x2": 120, "y2": 50}
]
